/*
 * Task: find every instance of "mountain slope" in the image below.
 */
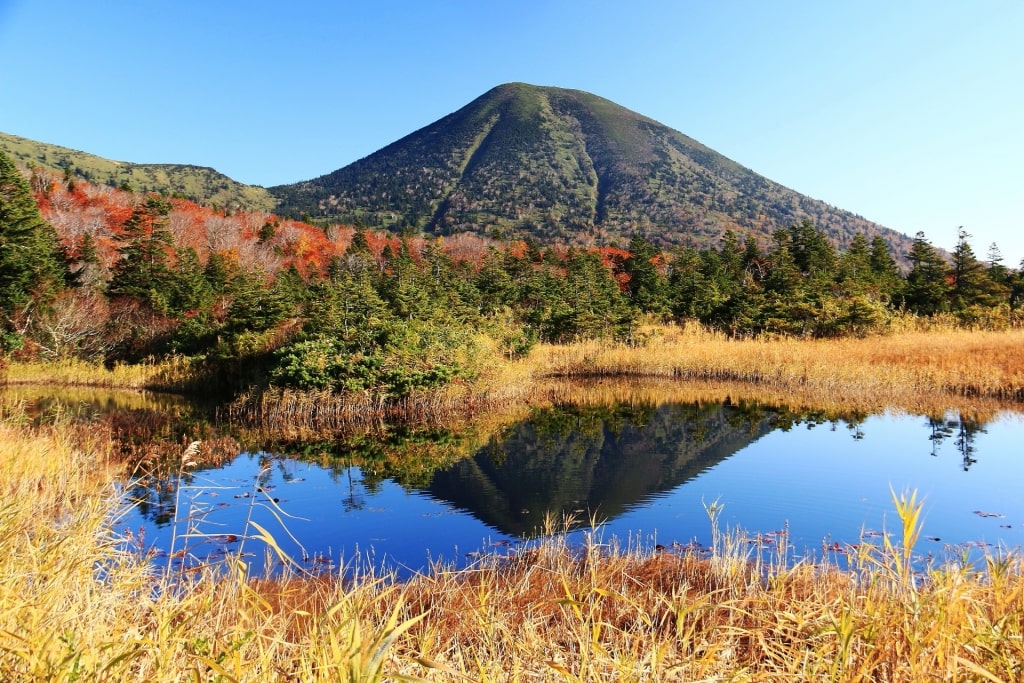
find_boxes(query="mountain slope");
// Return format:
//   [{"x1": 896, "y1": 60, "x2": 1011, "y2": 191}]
[
  {"x1": 0, "y1": 131, "x2": 277, "y2": 212},
  {"x1": 270, "y1": 83, "x2": 913, "y2": 253}
]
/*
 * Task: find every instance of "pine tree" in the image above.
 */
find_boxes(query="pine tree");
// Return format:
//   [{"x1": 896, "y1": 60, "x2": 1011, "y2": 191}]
[
  {"x1": 170, "y1": 247, "x2": 214, "y2": 313},
  {"x1": 903, "y1": 231, "x2": 951, "y2": 315},
  {"x1": 0, "y1": 151, "x2": 67, "y2": 320},
  {"x1": 839, "y1": 233, "x2": 874, "y2": 294},
  {"x1": 869, "y1": 235, "x2": 902, "y2": 300},
  {"x1": 623, "y1": 235, "x2": 668, "y2": 313},
  {"x1": 949, "y1": 227, "x2": 1004, "y2": 309},
  {"x1": 107, "y1": 196, "x2": 176, "y2": 311}
]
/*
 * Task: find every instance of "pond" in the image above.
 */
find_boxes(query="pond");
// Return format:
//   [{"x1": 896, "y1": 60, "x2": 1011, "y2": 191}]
[{"x1": 112, "y1": 396, "x2": 1024, "y2": 578}]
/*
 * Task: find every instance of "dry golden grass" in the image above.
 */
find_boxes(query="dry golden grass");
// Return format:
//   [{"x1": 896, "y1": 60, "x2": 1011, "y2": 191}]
[
  {"x1": 10, "y1": 323, "x2": 1023, "y2": 426},
  {"x1": 532, "y1": 322, "x2": 1024, "y2": 409},
  {"x1": 1, "y1": 356, "x2": 199, "y2": 392},
  {"x1": 3, "y1": 324, "x2": 1024, "y2": 679},
  {"x1": 1, "y1": 421, "x2": 1023, "y2": 681}
]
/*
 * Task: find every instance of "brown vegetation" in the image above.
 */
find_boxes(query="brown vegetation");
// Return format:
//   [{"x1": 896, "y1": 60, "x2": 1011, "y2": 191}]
[
  {"x1": 1, "y1": 420, "x2": 1022, "y2": 681},
  {"x1": 536, "y1": 322, "x2": 1024, "y2": 405}
]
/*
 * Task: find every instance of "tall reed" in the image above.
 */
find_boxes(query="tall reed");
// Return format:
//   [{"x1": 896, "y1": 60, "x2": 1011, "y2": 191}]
[
  {"x1": 2, "y1": 356, "x2": 202, "y2": 392},
  {"x1": 1, "y1": 415, "x2": 1022, "y2": 681},
  {"x1": 534, "y1": 323, "x2": 1024, "y2": 405}
]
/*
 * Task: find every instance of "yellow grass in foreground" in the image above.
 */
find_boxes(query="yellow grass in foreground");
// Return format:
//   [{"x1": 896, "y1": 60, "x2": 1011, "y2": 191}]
[{"x1": 1, "y1": 421, "x2": 1023, "y2": 681}]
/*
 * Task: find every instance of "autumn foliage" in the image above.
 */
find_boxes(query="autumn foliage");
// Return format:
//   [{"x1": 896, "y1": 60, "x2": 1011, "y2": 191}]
[{"x1": 4, "y1": 159, "x2": 1023, "y2": 402}]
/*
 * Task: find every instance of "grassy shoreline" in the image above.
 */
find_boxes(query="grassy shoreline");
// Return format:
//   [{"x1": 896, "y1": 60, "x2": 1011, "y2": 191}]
[
  {"x1": 6, "y1": 325, "x2": 1024, "y2": 423},
  {"x1": 0, "y1": 419, "x2": 1022, "y2": 681},
  {"x1": 3, "y1": 325, "x2": 1024, "y2": 679}
]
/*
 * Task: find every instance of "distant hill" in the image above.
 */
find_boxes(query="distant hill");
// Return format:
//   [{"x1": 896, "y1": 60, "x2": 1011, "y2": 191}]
[
  {"x1": 270, "y1": 83, "x2": 915, "y2": 255},
  {"x1": 0, "y1": 131, "x2": 277, "y2": 213}
]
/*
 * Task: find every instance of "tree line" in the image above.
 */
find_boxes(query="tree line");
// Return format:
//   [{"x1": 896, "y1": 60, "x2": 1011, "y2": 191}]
[{"x1": 2, "y1": 151, "x2": 1022, "y2": 398}]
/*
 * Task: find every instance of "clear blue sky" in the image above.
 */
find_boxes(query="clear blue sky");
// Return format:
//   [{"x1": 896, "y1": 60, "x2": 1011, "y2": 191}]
[{"x1": 1, "y1": 1, "x2": 1021, "y2": 262}]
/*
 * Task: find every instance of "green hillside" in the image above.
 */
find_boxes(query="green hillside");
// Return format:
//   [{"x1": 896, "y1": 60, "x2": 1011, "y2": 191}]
[
  {"x1": 0, "y1": 131, "x2": 277, "y2": 212},
  {"x1": 270, "y1": 83, "x2": 914, "y2": 255}
]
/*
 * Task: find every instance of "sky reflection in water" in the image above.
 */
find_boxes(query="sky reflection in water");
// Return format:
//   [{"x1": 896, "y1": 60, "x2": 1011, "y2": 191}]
[{"x1": 121, "y1": 404, "x2": 1024, "y2": 578}]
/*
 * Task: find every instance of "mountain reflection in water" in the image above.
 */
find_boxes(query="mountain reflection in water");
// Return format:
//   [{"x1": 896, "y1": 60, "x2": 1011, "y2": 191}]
[
  {"x1": 428, "y1": 402, "x2": 774, "y2": 535},
  {"x1": 12, "y1": 386, "x2": 1013, "y2": 577}
]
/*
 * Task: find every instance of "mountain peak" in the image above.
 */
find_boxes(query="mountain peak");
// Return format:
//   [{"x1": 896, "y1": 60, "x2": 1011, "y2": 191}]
[{"x1": 270, "y1": 84, "x2": 909, "y2": 254}]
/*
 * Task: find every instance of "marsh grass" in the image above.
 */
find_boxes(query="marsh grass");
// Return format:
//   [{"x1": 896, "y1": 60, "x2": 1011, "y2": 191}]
[
  {"x1": 1, "y1": 420, "x2": 1022, "y2": 681},
  {"x1": 535, "y1": 323, "x2": 1024, "y2": 405},
  {"x1": 227, "y1": 375, "x2": 536, "y2": 436},
  {"x1": 226, "y1": 323, "x2": 1024, "y2": 431},
  {"x1": 2, "y1": 356, "x2": 202, "y2": 392},
  {"x1": 4, "y1": 324, "x2": 1024, "y2": 680},
  {"x1": 8, "y1": 324, "x2": 1023, "y2": 429}
]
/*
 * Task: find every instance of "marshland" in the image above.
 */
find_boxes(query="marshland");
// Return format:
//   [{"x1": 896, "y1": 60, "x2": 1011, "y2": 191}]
[
  {"x1": 3, "y1": 156, "x2": 1024, "y2": 679},
  {"x1": 3, "y1": 322, "x2": 1024, "y2": 681}
]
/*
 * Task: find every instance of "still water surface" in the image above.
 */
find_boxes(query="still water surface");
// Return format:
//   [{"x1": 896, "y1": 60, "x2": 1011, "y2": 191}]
[{"x1": 116, "y1": 399, "x2": 1024, "y2": 577}]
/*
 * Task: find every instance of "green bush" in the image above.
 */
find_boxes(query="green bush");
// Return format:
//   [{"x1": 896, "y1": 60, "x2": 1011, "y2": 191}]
[{"x1": 270, "y1": 327, "x2": 474, "y2": 397}]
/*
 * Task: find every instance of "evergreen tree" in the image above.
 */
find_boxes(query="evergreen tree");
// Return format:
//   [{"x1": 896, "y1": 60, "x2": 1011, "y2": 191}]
[
  {"x1": 903, "y1": 231, "x2": 951, "y2": 315},
  {"x1": 764, "y1": 229, "x2": 800, "y2": 297},
  {"x1": 869, "y1": 235, "x2": 903, "y2": 300},
  {"x1": 668, "y1": 246, "x2": 721, "y2": 321},
  {"x1": 949, "y1": 227, "x2": 1005, "y2": 309},
  {"x1": 475, "y1": 248, "x2": 518, "y2": 314},
  {"x1": 204, "y1": 251, "x2": 237, "y2": 294},
  {"x1": 0, "y1": 151, "x2": 67, "y2": 324},
  {"x1": 341, "y1": 228, "x2": 382, "y2": 277},
  {"x1": 170, "y1": 246, "x2": 214, "y2": 313},
  {"x1": 107, "y1": 196, "x2": 176, "y2": 311},
  {"x1": 622, "y1": 235, "x2": 668, "y2": 313},
  {"x1": 719, "y1": 230, "x2": 744, "y2": 280},
  {"x1": 1012, "y1": 258, "x2": 1024, "y2": 309},
  {"x1": 788, "y1": 220, "x2": 837, "y2": 286},
  {"x1": 421, "y1": 238, "x2": 479, "y2": 321},
  {"x1": 986, "y1": 243, "x2": 1011, "y2": 289},
  {"x1": 305, "y1": 268, "x2": 390, "y2": 343},
  {"x1": 563, "y1": 249, "x2": 634, "y2": 340},
  {"x1": 380, "y1": 240, "x2": 431, "y2": 320},
  {"x1": 225, "y1": 271, "x2": 292, "y2": 335},
  {"x1": 838, "y1": 233, "x2": 874, "y2": 294},
  {"x1": 70, "y1": 231, "x2": 103, "y2": 290},
  {"x1": 742, "y1": 236, "x2": 765, "y2": 281}
]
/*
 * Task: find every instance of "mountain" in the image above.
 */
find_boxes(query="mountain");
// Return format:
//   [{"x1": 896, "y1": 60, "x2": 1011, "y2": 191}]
[
  {"x1": 5, "y1": 84, "x2": 915, "y2": 255},
  {"x1": 270, "y1": 83, "x2": 913, "y2": 253},
  {"x1": 0, "y1": 131, "x2": 277, "y2": 212}
]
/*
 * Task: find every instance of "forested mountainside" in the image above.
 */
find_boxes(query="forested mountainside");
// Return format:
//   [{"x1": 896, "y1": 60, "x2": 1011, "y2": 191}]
[
  {"x1": 270, "y1": 83, "x2": 915, "y2": 258},
  {"x1": 0, "y1": 131, "x2": 276, "y2": 213},
  {"x1": 3, "y1": 83, "x2": 916, "y2": 258},
  {"x1": 1, "y1": 152, "x2": 1018, "y2": 404}
]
